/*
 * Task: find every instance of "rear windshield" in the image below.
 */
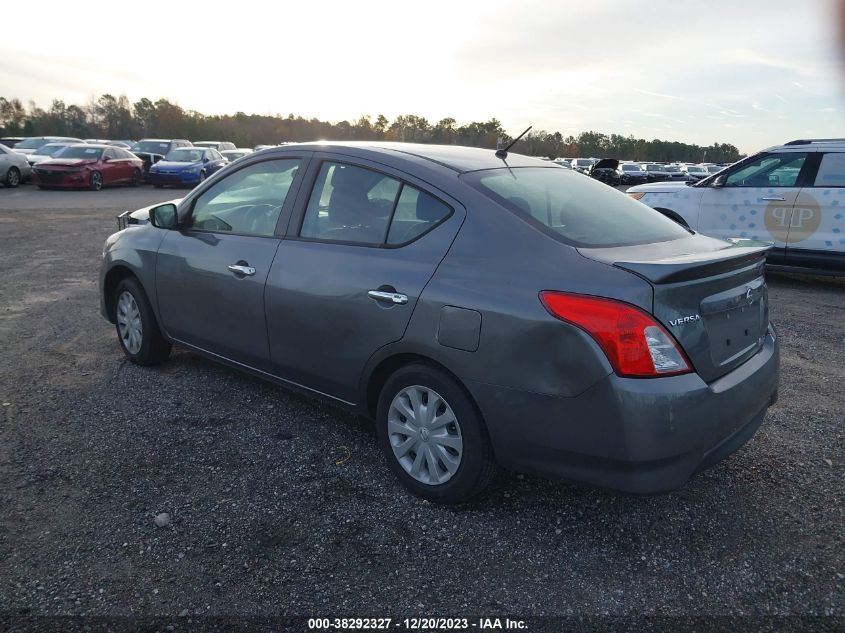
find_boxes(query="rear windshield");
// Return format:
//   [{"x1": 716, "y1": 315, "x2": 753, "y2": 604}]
[
  {"x1": 463, "y1": 167, "x2": 690, "y2": 247},
  {"x1": 60, "y1": 146, "x2": 103, "y2": 159}
]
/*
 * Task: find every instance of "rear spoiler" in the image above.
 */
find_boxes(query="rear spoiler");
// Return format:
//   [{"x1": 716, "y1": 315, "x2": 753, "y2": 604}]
[{"x1": 578, "y1": 238, "x2": 772, "y2": 284}]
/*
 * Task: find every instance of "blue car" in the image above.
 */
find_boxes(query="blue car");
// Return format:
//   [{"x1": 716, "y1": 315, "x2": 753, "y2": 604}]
[{"x1": 149, "y1": 147, "x2": 228, "y2": 188}]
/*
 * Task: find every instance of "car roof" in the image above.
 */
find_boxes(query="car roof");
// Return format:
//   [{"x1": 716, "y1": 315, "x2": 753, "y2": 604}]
[
  {"x1": 69, "y1": 143, "x2": 108, "y2": 148},
  {"x1": 276, "y1": 141, "x2": 549, "y2": 173},
  {"x1": 766, "y1": 139, "x2": 845, "y2": 152}
]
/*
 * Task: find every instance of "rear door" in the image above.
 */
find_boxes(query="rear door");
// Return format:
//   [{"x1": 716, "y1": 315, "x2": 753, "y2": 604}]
[
  {"x1": 155, "y1": 155, "x2": 308, "y2": 370},
  {"x1": 785, "y1": 151, "x2": 845, "y2": 272},
  {"x1": 697, "y1": 151, "x2": 811, "y2": 264},
  {"x1": 265, "y1": 154, "x2": 463, "y2": 402}
]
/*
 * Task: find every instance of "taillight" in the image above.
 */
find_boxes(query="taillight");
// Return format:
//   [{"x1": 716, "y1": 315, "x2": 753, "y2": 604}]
[{"x1": 539, "y1": 291, "x2": 691, "y2": 378}]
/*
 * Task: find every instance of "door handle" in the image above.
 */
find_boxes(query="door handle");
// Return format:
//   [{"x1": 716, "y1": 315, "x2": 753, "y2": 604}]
[
  {"x1": 228, "y1": 264, "x2": 256, "y2": 276},
  {"x1": 368, "y1": 290, "x2": 409, "y2": 305},
  {"x1": 761, "y1": 196, "x2": 785, "y2": 201}
]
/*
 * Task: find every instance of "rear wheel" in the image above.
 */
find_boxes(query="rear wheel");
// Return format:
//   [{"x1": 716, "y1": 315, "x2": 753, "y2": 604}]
[
  {"x1": 5, "y1": 167, "x2": 20, "y2": 188},
  {"x1": 89, "y1": 170, "x2": 103, "y2": 191},
  {"x1": 376, "y1": 364, "x2": 496, "y2": 504},
  {"x1": 114, "y1": 277, "x2": 171, "y2": 366}
]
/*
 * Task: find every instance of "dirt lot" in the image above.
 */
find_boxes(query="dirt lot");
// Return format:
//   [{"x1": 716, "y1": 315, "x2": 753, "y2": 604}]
[{"x1": 0, "y1": 185, "x2": 843, "y2": 627}]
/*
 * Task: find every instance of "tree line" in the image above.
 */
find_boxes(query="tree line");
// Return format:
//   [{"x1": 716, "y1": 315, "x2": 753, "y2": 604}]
[{"x1": 0, "y1": 94, "x2": 743, "y2": 163}]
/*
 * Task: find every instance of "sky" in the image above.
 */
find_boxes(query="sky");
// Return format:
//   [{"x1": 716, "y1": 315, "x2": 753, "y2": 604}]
[{"x1": 1, "y1": 0, "x2": 842, "y2": 153}]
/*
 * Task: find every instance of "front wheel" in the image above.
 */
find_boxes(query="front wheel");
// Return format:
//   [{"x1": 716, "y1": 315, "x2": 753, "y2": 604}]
[
  {"x1": 89, "y1": 170, "x2": 103, "y2": 191},
  {"x1": 5, "y1": 167, "x2": 20, "y2": 187},
  {"x1": 198, "y1": 170, "x2": 207, "y2": 184},
  {"x1": 376, "y1": 364, "x2": 497, "y2": 504},
  {"x1": 114, "y1": 277, "x2": 171, "y2": 366}
]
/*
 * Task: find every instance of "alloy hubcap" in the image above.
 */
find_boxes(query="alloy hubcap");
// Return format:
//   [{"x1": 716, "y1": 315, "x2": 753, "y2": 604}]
[
  {"x1": 388, "y1": 385, "x2": 463, "y2": 485},
  {"x1": 116, "y1": 291, "x2": 142, "y2": 354},
  {"x1": 9, "y1": 170, "x2": 19, "y2": 185}
]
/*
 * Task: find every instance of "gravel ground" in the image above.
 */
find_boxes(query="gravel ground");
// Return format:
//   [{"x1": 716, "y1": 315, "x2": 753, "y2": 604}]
[{"x1": 0, "y1": 185, "x2": 843, "y2": 628}]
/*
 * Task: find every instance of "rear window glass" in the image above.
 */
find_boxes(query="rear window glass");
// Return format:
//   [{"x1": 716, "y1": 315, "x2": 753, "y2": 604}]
[{"x1": 463, "y1": 167, "x2": 690, "y2": 247}]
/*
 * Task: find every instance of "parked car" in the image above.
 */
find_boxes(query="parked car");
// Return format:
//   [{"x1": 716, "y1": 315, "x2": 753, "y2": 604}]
[
  {"x1": 589, "y1": 158, "x2": 621, "y2": 185},
  {"x1": 680, "y1": 164, "x2": 710, "y2": 181},
  {"x1": 193, "y1": 141, "x2": 236, "y2": 151},
  {"x1": 32, "y1": 144, "x2": 143, "y2": 190},
  {"x1": 627, "y1": 138, "x2": 845, "y2": 274},
  {"x1": 130, "y1": 139, "x2": 192, "y2": 180},
  {"x1": 148, "y1": 147, "x2": 228, "y2": 188},
  {"x1": 26, "y1": 142, "x2": 75, "y2": 167},
  {"x1": 0, "y1": 137, "x2": 27, "y2": 149},
  {"x1": 641, "y1": 163, "x2": 672, "y2": 182},
  {"x1": 220, "y1": 148, "x2": 254, "y2": 162},
  {"x1": 12, "y1": 136, "x2": 85, "y2": 155},
  {"x1": 570, "y1": 157, "x2": 596, "y2": 173},
  {"x1": 0, "y1": 142, "x2": 31, "y2": 186},
  {"x1": 99, "y1": 142, "x2": 779, "y2": 503},
  {"x1": 617, "y1": 162, "x2": 649, "y2": 184},
  {"x1": 664, "y1": 164, "x2": 693, "y2": 182},
  {"x1": 705, "y1": 164, "x2": 724, "y2": 174}
]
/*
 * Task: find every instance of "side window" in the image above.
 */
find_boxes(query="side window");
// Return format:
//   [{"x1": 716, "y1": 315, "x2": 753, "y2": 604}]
[
  {"x1": 387, "y1": 185, "x2": 452, "y2": 245},
  {"x1": 813, "y1": 153, "x2": 845, "y2": 187},
  {"x1": 188, "y1": 159, "x2": 301, "y2": 236},
  {"x1": 725, "y1": 153, "x2": 807, "y2": 188},
  {"x1": 300, "y1": 162, "x2": 400, "y2": 245}
]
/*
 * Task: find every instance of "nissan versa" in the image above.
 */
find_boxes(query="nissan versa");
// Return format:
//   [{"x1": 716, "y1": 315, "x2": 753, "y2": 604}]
[{"x1": 99, "y1": 142, "x2": 780, "y2": 503}]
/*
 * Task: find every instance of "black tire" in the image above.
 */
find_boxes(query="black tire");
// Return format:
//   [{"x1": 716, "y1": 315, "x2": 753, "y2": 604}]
[
  {"x1": 5, "y1": 167, "x2": 20, "y2": 188},
  {"x1": 89, "y1": 170, "x2": 103, "y2": 191},
  {"x1": 130, "y1": 169, "x2": 141, "y2": 187},
  {"x1": 113, "y1": 277, "x2": 171, "y2": 366},
  {"x1": 198, "y1": 170, "x2": 207, "y2": 183},
  {"x1": 376, "y1": 363, "x2": 497, "y2": 504}
]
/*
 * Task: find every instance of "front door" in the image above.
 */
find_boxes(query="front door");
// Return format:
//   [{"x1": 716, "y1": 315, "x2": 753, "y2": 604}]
[
  {"x1": 155, "y1": 156, "x2": 307, "y2": 369},
  {"x1": 698, "y1": 151, "x2": 810, "y2": 263},
  {"x1": 265, "y1": 156, "x2": 463, "y2": 403}
]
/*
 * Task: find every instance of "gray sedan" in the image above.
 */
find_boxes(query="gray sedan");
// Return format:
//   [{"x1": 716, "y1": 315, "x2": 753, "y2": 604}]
[
  {"x1": 0, "y1": 143, "x2": 31, "y2": 186},
  {"x1": 100, "y1": 142, "x2": 779, "y2": 503}
]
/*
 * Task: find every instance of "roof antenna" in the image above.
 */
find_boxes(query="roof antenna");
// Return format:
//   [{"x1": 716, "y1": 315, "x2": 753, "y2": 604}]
[{"x1": 496, "y1": 125, "x2": 532, "y2": 159}]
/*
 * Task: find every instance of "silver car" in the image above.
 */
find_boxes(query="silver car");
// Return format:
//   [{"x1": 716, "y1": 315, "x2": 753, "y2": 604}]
[
  {"x1": 0, "y1": 143, "x2": 31, "y2": 187},
  {"x1": 100, "y1": 142, "x2": 779, "y2": 503}
]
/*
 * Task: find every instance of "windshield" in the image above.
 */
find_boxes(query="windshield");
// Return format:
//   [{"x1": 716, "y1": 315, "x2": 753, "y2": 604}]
[
  {"x1": 131, "y1": 141, "x2": 171, "y2": 154},
  {"x1": 665, "y1": 165, "x2": 680, "y2": 172},
  {"x1": 621, "y1": 164, "x2": 640, "y2": 171},
  {"x1": 15, "y1": 138, "x2": 52, "y2": 150},
  {"x1": 166, "y1": 148, "x2": 205, "y2": 162},
  {"x1": 35, "y1": 144, "x2": 66, "y2": 156},
  {"x1": 58, "y1": 146, "x2": 103, "y2": 160},
  {"x1": 645, "y1": 164, "x2": 664, "y2": 171},
  {"x1": 707, "y1": 165, "x2": 722, "y2": 173},
  {"x1": 687, "y1": 166, "x2": 706, "y2": 172},
  {"x1": 574, "y1": 159, "x2": 592, "y2": 166},
  {"x1": 463, "y1": 167, "x2": 689, "y2": 247},
  {"x1": 222, "y1": 151, "x2": 247, "y2": 160}
]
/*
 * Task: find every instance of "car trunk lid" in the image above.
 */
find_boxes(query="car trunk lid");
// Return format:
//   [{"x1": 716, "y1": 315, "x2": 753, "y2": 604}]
[{"x1": 578, "y1": 234, "x2": 771, "y2": 382}]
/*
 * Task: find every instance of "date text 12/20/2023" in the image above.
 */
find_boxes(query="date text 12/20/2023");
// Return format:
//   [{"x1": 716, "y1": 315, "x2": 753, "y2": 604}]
[{"x1": 307, "y1": 617, "x2": 528, "y2": 630}]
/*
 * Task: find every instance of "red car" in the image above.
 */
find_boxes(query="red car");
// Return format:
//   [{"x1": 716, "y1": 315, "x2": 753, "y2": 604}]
[{"x1": 32, "y1": 144, "x2": 143, "y2": 190}]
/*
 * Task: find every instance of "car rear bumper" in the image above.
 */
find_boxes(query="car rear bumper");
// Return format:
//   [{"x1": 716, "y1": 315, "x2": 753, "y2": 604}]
[{"x1": 466, "y1": 326, "x2": 779, "y2": 494}]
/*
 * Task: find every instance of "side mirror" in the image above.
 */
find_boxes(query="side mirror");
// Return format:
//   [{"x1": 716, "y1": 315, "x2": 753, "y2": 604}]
[
  {"x1": 711, "y1": 174, "x2": 727, "y2": 188},
  {"x1": 149, "y1": 203, "x2": 178, "y2": 229},
  {"x1": 102, "y1": 156, "x2": 110, "y2": 162}
]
